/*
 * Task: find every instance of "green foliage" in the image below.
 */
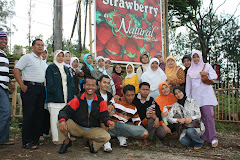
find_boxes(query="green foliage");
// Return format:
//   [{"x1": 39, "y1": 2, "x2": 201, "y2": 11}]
[
  {"x1": 0, "y1": 0, "x2": 15, "y2": 32},
  {"x1": 47, "y1": 56, "x2": 53, "y2": 62},
  {"x1": 168, "y1": 0, "x2": 201, "y2": 28}
]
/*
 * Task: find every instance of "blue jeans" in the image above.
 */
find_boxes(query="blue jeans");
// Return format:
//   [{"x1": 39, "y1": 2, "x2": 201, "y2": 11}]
[
  {"x1": 179, "y1": 128, "x2": 203, "y2": 147},
  {"x1": 0, "y1": 87, "x2": 11, "y2": 143},
  {"x1": 108, "y1": 122, "x2": 146, "y2": 138}
]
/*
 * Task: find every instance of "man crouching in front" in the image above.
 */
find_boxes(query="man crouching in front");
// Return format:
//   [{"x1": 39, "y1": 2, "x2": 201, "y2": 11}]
[{"x1": 57, "y1": 76, "x2": 115, "y2": 154}]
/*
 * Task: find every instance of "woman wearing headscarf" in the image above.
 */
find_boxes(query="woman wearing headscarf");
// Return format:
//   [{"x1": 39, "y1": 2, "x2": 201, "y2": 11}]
[
  {"x1": 92, "y1": 56, "x2": 116, "y2": 95},
  {"x1": 168, "y1": 86, "x2": 205, "y2": 151},
  {"x1": 141, "y1": 58, "x2": 167, "y2": 99},
  {"x1": 155, "y1": 82, "x2": 179, "y2": 136},
  {"x1": 41, "y1": 48, "x2": 48, "y2": 69},
  {"x1": 104, "y1": 58, "x2": 113, "y2": 76},
  {"x1": 40, "y1": 48, "x2": 50, "y2": 141},
  {"x1": 112, "y1": 64, "x2": 124, "y2": 97},
  {"x1": 81, "y1": 53, "x2": 94, "y2": 78},
  {"x1": 186, "y1": 50, "x2": 218, "y2": 148},
  {"x1": 63, "y1": 51, "x2": 72, "y2": 68},
  {"x1": 69, "y1": 57, "x2": 82, "y2": 97},
  {"x1": 122, "y1": 63, "x2": 139, "y2": 93},
  {"x1": 165, "y1": 56, "x2": 185, "y2": 90},
  {"x1": 46, "y1": 50, "x2": 74, "y2": 144},
  {"x1": 182, "y1": 55, "x2": 191, "y2": 89},
  {"x1": 136, "y1": 53, "x2": 149, "y2": 83},
  {"x1": 154, "y1": 53, "x2": 166, "y2": 72}
]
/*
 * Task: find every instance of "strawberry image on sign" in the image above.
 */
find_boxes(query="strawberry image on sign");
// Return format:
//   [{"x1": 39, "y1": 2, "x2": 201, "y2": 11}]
[
  {"x1": 96, "y1": 38, "x2": 104, "y2": 52},
  {"x1": 96, "y1": 0, "x2": 162, "y2": 63},
  {"x1": 105, "y1": 37, "x2": 121, "y2": 55},
  {"x1": 125, "y1": 39, "x2": 138, "y2": 55},
  {"x1": 97, "y1": 22, "x2": 114, "y2": 45},
  {"x1": 108, "y1": 53, "x2": 122, "y2": 61}
]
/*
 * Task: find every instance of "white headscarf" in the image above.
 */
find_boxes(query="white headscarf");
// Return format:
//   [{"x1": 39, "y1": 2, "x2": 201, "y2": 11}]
[
  {"x1": 141, "y1": 58, "x2": 167, "y2": 91},
  {"x1": 54, "y1": 50, "x2": 67, "y2": 102},
  {"x1": 70, "y1": 57, "x2": 79, "y2": 71},
  {"x1": 54, "y1": 50, "x2": 65, "y2": 74},
  {"x1": 187, "y1": 50, "x2": 205, "y2": 79},
  {"x1": 42, "y1": 48, "x2": 48, "y2": 69},
  {"x1": 96, "y1": 56, "x2": 107, "y2": 74},
  {"x1": 63, "y1": 50, "x2": 71, "y2": 68},
  {"x1": 96, "y1": 56, "x2": 116, "y2": 95},
  {"x1": 126, "y1": 63, "x2": 136, "y2": 79}
]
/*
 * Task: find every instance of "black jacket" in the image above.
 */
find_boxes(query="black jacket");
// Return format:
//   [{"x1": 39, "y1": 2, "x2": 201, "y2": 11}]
[
  {"x1": 46, "y1": 63, "x2": 74, "y2": 103},
  {"x1": 95, "y1": 88, "x2": 113, "y2": 103},
  {"x1": 58, "y1": 92, "x2": 111, "y2": 128},
  {"x1": 132, "y1": 94, "x2": 163, "y2": 122}
]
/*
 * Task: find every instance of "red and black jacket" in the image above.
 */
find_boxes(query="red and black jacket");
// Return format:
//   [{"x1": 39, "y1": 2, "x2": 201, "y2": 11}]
[{"x1": 58, "y1": 92, "x2": 111, "y2": 128}]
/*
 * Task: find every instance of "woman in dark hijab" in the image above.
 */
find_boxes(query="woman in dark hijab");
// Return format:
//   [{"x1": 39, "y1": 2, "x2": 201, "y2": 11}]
[
  {"x1": 168, "y1": 86, "x2": 205, "y2": 151},
  {"x1": 112, "y1": 64, "x2": 123, "y2": 97}
]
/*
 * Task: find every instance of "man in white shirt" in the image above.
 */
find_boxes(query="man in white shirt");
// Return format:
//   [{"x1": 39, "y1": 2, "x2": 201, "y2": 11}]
[{"x1": 13, "y1": 39, "x2": 46, "y2": 149}]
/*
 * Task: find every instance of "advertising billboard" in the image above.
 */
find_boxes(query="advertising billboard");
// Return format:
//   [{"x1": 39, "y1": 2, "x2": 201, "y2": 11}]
[{"x1": 95, "y1": 0, "x2": 163, "y2": 64}]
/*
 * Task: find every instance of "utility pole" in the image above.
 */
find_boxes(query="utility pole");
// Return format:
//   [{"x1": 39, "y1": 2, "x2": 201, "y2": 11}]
[
  {"x1": 53, "y1": 0, "x2": 63, "y2": 51},
  {"x1": 83, "y1": 0, "x2": 88, "y2": 50},
  {"x1": 78, "y1": 0, "x2": 82, "y2": 53},
  {"x1": 89, "y1": 0, "x2": 92, "y2": 54},
  {"x1": 28, "y1": 0, "x2": 32, "y2": 47}
]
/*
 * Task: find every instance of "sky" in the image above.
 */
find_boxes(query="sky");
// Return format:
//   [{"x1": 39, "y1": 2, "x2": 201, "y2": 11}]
[{"x1": 6, "y1": 0, "x2": 240, "y2": 54}]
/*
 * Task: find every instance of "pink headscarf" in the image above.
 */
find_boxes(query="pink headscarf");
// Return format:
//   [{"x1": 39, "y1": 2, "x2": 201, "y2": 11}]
[
  {"x1": 104, "y1": 58, "x2": 111, "y2": 63},
  {"x1": 187, "y1": 50, "x2": 205, "y2": 79}
]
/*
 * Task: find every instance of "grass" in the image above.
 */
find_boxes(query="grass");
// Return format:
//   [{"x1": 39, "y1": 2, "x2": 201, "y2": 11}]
[
  {"x1": 215, "y1": 121, "x2": 239, "y2": 134},
  {"x1": 10, "y1": 118, "x2": 21, "y2": 135}
]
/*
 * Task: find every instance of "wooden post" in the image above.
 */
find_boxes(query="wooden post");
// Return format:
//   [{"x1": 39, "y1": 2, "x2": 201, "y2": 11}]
[
  {"x1": 162, "y1": 0, "x2": 169, "y2": 61},
  {"x1": 11, "y1": 80, "x2": 18, "y2": 120},
  {"x1": 217, "y1": 83, "x2": 220, "y2": 120},
  {"x1": 232, "y1": 83, "x2": 235, "y2": 121},
  {"x1": 225, "y1": 82, "x2": 227, "y2": 120},
  {"x1": 214, "y1": 84, "x2": 217, "y2": 119},
  {"x1": 89, "y1": 0, "x2": 92, "y2": 55},
  {"x1": 221, "y1": 83, "x2": 224, "y2": 120},
  {"x1": 228, "y1": 83, "x2": 231, "y2": 120},
  {"x1": 236, "y1": 83, "x2": 239, "y2": 121}
]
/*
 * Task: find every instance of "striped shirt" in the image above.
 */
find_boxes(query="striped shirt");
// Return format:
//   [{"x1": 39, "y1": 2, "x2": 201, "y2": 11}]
[
  {"x1": 0, "y1": 49, "x2": 9, "y2": 90},
  {"x1": 110, "y1": 98, "x2": 141, "y2": 126},
  {"x1": 15, "y1": 52, "x2": 46, "y2": 83}
]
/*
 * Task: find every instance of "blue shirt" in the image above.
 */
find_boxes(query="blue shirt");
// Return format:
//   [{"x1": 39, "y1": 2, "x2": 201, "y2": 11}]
[{"x1": 82, "y1": 98, "x2": 94, "y2": 130}]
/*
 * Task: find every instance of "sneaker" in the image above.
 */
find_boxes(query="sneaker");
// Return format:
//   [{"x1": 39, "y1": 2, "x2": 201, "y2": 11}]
[
  {"x1": 212, "y1": 140, "x2": 218, "y2": 148},
  {"x1": 39, "y1": 136, "x2": 44, "y2": 141},
  {"x1": 104, "y1": 142, "x2": 112, "y2": 152},
  {"x1": 43, "y1": 134, "x2": 50, "y2": 138},
  {"x1": 117, "y1": 136, "x2": 127, "y2": 147}
]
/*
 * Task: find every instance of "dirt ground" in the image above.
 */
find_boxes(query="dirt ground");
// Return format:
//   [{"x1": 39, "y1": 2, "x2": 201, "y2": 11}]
[{"x1": 1, "y1": 130, "x2": 240, "y2": 160}]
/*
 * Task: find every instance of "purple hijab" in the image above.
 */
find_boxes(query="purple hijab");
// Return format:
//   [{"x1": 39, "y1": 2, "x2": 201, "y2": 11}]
[
  {"x1": 154, "y1": 53, "x2": 166, "y2": 72},
  {"x1": 187, "y1": 50, "x2": 205, "y2": 79}
]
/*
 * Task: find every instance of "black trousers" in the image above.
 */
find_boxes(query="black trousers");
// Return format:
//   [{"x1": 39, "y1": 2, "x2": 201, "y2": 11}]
[
  {"x1": 40, "y1": 108, "x2": 50, "y2": 135},
  {"x1": 21, "y1": 83, "x2": 45, "y2": 145}
]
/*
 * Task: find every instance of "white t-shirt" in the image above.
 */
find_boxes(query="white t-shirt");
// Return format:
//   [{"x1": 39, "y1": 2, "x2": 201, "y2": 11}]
[{"x1": 100, "y1": 92, "x2": 108, "y2": 102}]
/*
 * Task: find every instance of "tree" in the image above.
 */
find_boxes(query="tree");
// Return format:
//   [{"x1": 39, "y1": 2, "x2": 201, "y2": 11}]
[
  {"x1": 0, "y1": 0, "x2": 15, "y2": 32},
  {"x1": 168, "y1": 0, "x2": 240, "y2": 62}
]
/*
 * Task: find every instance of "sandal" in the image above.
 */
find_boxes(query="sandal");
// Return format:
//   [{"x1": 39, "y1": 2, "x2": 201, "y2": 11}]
[
  {"x1": 22, "y1": 142, "x2": 38, "y2": 149},
  {"x1": 194, "y1": 147, "x2": 201, "y2": 151}
]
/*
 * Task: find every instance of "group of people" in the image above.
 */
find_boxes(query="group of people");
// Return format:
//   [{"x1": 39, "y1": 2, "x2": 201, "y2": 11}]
[{"x1": 0, "y1": 34, "x2": 219, "y2": 154}]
